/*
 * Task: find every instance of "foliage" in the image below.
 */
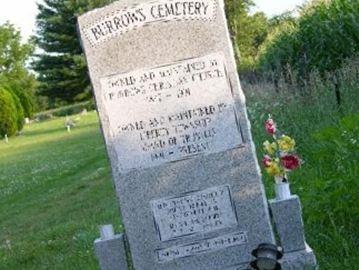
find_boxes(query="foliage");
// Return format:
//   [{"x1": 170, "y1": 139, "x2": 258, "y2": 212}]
[
  {"x1": 33, "y1": 0, "x2": 114, "y2": 107},
  {"x1": 8, "y1": 88, "x2": 24, "y2": 132},
  {"x1": 258, "y1": 0, "x2": 359, "y2": 79},
  {"x1": 1, "y1": 69, "x2": 37, "y2": 117},
  {"x1": 0, "y1": 23, "x2": 36, "y2": 118},
  {"x1": 0, "y1": 88, "x2": 18, "y2": 137},
  {"x1": 310, "y1": 114, "x2": 359, "y2": 226},
  {"x1": 34, "y1": 100, "x2": 96, "y2": 121},
  {"x1": 225, "y1": 0, "x2": 270, "y2": 72}
]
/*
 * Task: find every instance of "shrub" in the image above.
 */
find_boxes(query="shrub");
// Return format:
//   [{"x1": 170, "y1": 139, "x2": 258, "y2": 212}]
[
  {"x1": 0, "y1": 23, "x2": 36, "y2": 118},
  {"x1": 0, "y1": 88, "x2": 18, "y2": 137},
  {"x1": 10, "y1": 87, "x2": 34, "y2": 118},
  {"x1": 258, "y1": 0, "x2": 359, "y2": 79},
  {"x1": 8, "y1": 89, "x2": 24, "y2": 132},
  {"x1": 34, "y1": 100, "x2": 96, "y2": 121}
]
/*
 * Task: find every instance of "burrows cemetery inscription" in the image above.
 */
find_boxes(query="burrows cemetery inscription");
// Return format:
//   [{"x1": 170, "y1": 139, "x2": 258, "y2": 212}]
[
  {"x1": 84, "y1": 0, "x2": 216, "y2": 45},
  {"x1": 78, "y1": 0, "x2": 274, "y2": 269}
]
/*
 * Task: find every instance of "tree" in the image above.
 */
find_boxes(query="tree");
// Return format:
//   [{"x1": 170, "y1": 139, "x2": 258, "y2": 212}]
[
  {"x1": 0, "y1": 23, "x2": 36, "y2": 118},
  {"x1": 225, "y1": 0, "x2": 269, "y2": 72},
  {"x1": 258, "y1": 0, "x2": 359, "y2": 104},
  {"x1": 33, "y1": 0, "x2": 114, "y2": 108},
  {"x1": 0, "y1": 88, "x2": 18, "y2": 137}
]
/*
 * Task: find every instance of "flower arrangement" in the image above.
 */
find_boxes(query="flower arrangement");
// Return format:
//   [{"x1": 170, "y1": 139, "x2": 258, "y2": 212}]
[{"x1": 262, "y1": 116, "x2": 301, "y2": 183}]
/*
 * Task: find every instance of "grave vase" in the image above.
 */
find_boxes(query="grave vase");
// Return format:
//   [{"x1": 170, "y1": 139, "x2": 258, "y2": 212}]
[{"x1": 274, "y1": 178, "x2": 291, "y2": 200}]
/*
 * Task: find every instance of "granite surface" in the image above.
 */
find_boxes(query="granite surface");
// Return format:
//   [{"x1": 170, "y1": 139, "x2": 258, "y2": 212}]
[
  {"x1": 94, "y1": 234, "x2": 128, "y2": 270},
  {"x1": 281, "y1": 244, "x2": 317, "y2": 270},
  {"x1": 269, "y1": 195, "x2": 307, "y2": 253},
  {"x1": 78, "y1": 0, "x2": 274, "y2": 269}
]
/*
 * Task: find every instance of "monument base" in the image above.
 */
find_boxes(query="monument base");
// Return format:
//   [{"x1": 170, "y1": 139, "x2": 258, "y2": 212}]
[
  {"x1": 269, "y1": 195, "x2": 307, "y2": 253},
  {"x1": 281, "y1": 244, "x2": 317, "y2": 270}
]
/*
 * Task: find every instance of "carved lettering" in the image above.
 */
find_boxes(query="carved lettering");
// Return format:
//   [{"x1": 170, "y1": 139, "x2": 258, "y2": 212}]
[
  {"x1": 82, "y1": 0, "x2": 216, "y2": 46},
  {"x1": 157, "y1": 232, "x2": 248, "y2": 262},
  {"x1": 151, "y1": 186, "x2": 237, "y2": 241},
  {"x1": 100, "y1": 52, "x2": 243, "y2": 171}
]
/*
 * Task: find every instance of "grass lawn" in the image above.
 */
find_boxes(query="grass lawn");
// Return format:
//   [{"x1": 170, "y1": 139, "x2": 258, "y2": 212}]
[
  {"x1": 244, "y1": 77, "x2": 359, "y2": 269},
  {"x1": 0, "y1": 85, "x2": 358, "y2": 269},
  {"x1": 0, "y1": 112, "x2": 121, "y2": 269}
]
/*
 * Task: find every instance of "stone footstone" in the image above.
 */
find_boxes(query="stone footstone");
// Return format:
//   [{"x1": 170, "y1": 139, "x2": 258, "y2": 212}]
[
  {"x1": 269, "y1": 195, "x2": 307, "y2": 253},
  {"x1": 94, "y1": 227, "x2": 128, "y2": 270}
]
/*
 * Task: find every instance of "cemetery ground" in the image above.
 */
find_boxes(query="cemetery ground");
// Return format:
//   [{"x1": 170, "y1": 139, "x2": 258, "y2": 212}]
[{"x1": 0, "y1": 81, "x2": 358, "y2": 269}]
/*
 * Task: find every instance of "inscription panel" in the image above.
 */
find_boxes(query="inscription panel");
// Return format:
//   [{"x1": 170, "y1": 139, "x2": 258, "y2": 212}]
[
  {"x1": 157, "y1": 232, "x2": 248, "y2": 262},
  {"x1": 151, "y1": 185, "x2": 237, "y2": 241},
  {"x1": 82, "y1": 0, "x2": 217, "y2": 46},
  {"x1": 100, "y1": 52, "x2": 243, "y2": 171}
]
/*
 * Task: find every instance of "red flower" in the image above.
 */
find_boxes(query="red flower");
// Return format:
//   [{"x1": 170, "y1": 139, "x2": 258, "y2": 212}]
[
  {"x1": 281, "y1": 154, "x2": 301, "y2": 171},
  {"x1": 265, "y1": 118, "x2": 276, "y2": 135},
  {"x1": 262, "y1": 155, "x2": 272, "y2": 168}
]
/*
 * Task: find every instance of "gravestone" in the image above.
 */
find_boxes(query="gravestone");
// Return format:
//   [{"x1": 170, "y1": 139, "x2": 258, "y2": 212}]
[{"x1": 77, "y1": 0, "x2": 275, "y2": 269}]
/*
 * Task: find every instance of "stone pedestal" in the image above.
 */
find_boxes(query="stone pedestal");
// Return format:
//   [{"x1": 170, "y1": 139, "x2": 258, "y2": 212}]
[
  {"x1": 269, "y1": 195, "x2": 306, "y2": 253},
  {"x1": 269, "y1": 195, "x2": 317, "y2": 270},
  {"x1": 94, "y1": 225, "x2": 128, "y2": 270},
  {"x1": 281, "y1": 244, "x2": 317, "y2": 270}
]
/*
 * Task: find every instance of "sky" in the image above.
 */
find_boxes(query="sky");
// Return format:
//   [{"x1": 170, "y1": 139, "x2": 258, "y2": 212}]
[
  {"x1": 0, "y1": 0, "x2": 306, "y2": 42},
  {"x1": 252, "y1": 0, "x2": 307, "y2": 17},
  {"x1": 0, "y1": 0, "x2": 41, "y2": 41}
]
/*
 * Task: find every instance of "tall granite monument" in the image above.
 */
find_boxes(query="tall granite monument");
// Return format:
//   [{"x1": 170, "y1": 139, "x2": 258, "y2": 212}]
[{"x1": 77, "y1": 1, "x2": 314, "y2": 269}]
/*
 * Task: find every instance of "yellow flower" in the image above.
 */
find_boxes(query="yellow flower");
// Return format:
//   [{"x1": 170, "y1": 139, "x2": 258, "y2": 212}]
[
  {"x1": 277, "y1": 135, "x2": 296, "y2": 152},
  {"x1": 265, "y1": 160, "x2": 282, "y2": 177},
  {"x1": 263, "y1": 140, "x2": 277, "y2": 155}
]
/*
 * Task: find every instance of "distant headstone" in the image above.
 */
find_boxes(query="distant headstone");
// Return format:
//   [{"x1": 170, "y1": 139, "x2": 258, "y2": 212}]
[
  {"x1": 4, "y1": 134, "x2": 8, "y2": 143},
  {"x1": 81, "y1": 109, "x2": 88, "y2": 115},
  {"x1": 66, "y1": 117, "x2": 75, "y2": 133},
  {"x1": 78, "y1": 0, "x2": 274, "y2": 269},
  {"x1": 25, "y1": 118, "x2": 30, "y2": 124}
]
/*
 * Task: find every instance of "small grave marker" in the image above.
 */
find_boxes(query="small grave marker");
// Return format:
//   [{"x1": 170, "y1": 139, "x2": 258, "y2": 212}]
[{"x1": 65, "y1": 117, "x2": 75, "y2": 133}]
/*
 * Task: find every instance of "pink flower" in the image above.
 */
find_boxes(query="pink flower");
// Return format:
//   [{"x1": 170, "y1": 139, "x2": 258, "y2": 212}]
[
  {"x1": 265, "y1": 118, "x2": 276, "y2": 135},
  {"x1": 281, "y1": 154, "x2": 301, "y2": 171},
  {"x1": 262, "y1": 155, "x2": 272, "y2": 168}
]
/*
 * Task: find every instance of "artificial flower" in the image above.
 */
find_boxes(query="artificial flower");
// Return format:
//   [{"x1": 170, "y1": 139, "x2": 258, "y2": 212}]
[
  {"x1": 281, "y1": 154, "x2": 301, "y2": 171},
  {"x1": 265, "y1": 118, "x2": 276, "y2": 135},
  {"x1": 263, "y1": 140, "x2": 277, "y2": 155},
  {"x1": 262, "y1": 116, "x2": 301, "y2": 183},
  {"x1": 277, "y1": 135, "x2": 296, "y2": 152},
  {"x1": 265, "y1": 160, "x2": 282, "y2": 177},
  {"x1": 262, "y1": 155, "x2": 272, "y2": 168}
]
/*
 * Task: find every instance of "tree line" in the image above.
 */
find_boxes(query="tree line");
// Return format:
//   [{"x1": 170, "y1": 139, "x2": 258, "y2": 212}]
[
  {"x1": 257, "y1": 0, "x2": 359, "y2": 105},
  {"x1": 1, "y1": 0, "x2": 358, "y2": 137},
  {"x1": 0, "y1": 23, "x2": 36, "y2": 137}
]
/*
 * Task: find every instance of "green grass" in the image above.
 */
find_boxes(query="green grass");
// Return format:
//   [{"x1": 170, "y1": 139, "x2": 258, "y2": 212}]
[
  {"x1": 244, "y1": 74, "x2": 359, "y2": 268},
  {"x1": 0, "y1": 112, "x2": 121, "y2": 269}
]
